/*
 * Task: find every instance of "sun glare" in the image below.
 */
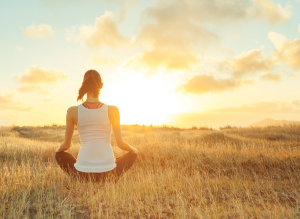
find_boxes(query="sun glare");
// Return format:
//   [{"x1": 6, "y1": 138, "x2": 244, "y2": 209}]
[{"x1": 104, "y1": 72, "x2": 180, "y2": 126}]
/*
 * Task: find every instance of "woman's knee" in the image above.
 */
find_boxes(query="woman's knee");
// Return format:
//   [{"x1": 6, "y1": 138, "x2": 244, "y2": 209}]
[
  {"x1": 128, "y1": 152, "x2": 138, "y2": 162},
  {"x1": 55, "y1": 151, "x2": 65, "y2": 158},
  {"x1": 128, "y1": 152, "x2": 138, "y2": 158},
  {"x1": 55, "y1": 151, "x2": 72, "y2": 164},
  {"x1": 55, "y1": 152, "x2": 62, "y2": 162}
]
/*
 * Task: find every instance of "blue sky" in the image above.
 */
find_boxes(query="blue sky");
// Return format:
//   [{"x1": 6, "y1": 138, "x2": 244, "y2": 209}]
[{"x1": 0, "y1": 0, "x2": 300, "y2": 127}]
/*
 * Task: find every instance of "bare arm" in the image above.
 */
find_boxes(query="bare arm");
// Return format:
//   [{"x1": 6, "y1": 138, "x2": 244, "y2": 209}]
[
  {"x1": 55, "y1": 107, "x2": 76, "y2": 152},
  {"x1": 109, "y1": 106, "x2": 138, "y2": 153}
]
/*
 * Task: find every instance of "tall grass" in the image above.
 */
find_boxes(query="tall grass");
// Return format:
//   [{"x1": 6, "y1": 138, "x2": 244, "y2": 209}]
[{"x1": 0, "y1": 125, "x2": 300, "y2": 218}]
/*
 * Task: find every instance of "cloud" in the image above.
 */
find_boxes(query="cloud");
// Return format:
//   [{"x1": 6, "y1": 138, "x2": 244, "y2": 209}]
[
  {"x1": 17, "y1": 85, "x2": 50, "y2": 95},
  {"x1": 210, "y1": 101, "x2": 299, "y2": 114},
  {"x1": 126, "y1": 0, "x2": 290, "y2": 73},
  {"x1": 117, "y1": 8, "x2": 127, "y2": 23},
  {"x1": 14, "y1": 66, "x2": 69, "y2": 94},
  {"x1": 268, "y1": 31, "x2": 288, "y2": 49},
  {"x1": 222, "y1": 48, "x2": 235, "y2": 56},
  {"x1": 177, "y1": 74, "x2": 241, "y2": 94},
  {"x1": 216, "y1": 60, "x2": 232, "y2": 72},
  {"x1": 216, "y1": 49, "x2": 275, "y2": 78},
  {"x1": 66, "y1": 11, "x2": 127, "y2": 49},
  {"x1": 14, "y1": 65, "x2": 69, "y2": 84},
  {"x1": 205, "y1": 26, "x2": 300, "y2": 92},
  {"x1": 167, "y1": 100, "x2": 300, "y2": 128},
  {"x1": 215, "y1": 28, "x2": 300, "y2": 85},
  {"x1": 127, "y1": 0, "x2": 253, "y2": 72},
  {"x1": 43, "y1": 98, "x2": 53, "y2": 102},
  {"x1": 252, "y1": 0, "x2": 291, "y2": 25},
  {"x1": 260, "y1": 72, "x2": 282, "y2": 82},
  {"x1": 17, "y1": 85, "x2": 42, "y2": 92},
  {"x1": 177, "y1": 48, "x2": 280, "y2": 94},
  {"x1": 288, "y1": 73, "x2": 299, "y2": 78},
  {"x1": 0, "y1": 91, "x2": 32, "y2": 111},
  {"x1": 198, "y1": 25, "x2": 300, "y2": 93},
  {"x1": 88, "y1": 53, "x2": 121, "y2": 65},
  {"x1": 292, "y1": 100, "x2": 300, "y2": 107},
  {"x1": 231, "y1": 49, "x2": 274, "y2": 77},
  {"x1": 38, "y1": 0, "x2": 138, "y2": 6},
  {"x1": 126, "y1": 49, "x2": 199, "y2": 73},
  {"x1": 65, "y1": 27, "x2": 78, "y2": 42},
  {"x1": 268, "y1": 32, "x2": 300, "y2": 69},
  {"x1": 24, "y1": 24, "x2": 54, "y2": 38}
]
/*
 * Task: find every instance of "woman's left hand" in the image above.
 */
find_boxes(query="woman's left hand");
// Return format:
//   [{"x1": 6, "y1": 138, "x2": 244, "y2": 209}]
[{"x1": 55, "y1": 142, "x2": 65, "y2": 153}]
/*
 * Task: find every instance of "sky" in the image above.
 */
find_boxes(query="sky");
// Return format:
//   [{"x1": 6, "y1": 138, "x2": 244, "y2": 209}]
[{"x1": 0, "y1": 0, "x2": 300, "y2": 128}]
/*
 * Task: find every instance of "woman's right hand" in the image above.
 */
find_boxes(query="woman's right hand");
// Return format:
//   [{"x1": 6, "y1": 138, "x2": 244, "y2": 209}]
[{"x1": 131, "y1": 148, "x2": 138, "y2": 154}]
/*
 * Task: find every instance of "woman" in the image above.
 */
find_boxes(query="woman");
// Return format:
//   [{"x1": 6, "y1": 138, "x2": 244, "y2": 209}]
[{"x1": 55, "y1": 69, "x2": 138, "y2": 183}]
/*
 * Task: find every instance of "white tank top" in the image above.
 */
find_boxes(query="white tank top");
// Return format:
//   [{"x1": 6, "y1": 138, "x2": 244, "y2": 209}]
[{"x1": 74, "y1": 104, "x2": 116, "y2": 173}]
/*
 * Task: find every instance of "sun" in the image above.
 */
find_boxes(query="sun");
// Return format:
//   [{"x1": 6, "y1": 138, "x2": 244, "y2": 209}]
[{"x1": 103, "y1": 72, "x2": 179, "y2": 126}]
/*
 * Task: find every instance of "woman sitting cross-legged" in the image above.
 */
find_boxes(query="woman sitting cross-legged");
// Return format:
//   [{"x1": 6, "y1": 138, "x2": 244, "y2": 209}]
[{"x1": 55, "y1": 69, "x2": 138, "y2": 183}]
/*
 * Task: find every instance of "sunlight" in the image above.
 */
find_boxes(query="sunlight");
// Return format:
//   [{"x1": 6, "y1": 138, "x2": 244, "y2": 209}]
[{"x1": 104, "y1": 72, "x2": 180, "y2": 125}]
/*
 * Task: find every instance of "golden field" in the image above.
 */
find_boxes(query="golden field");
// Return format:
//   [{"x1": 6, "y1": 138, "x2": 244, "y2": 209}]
[{"x1": 0, "y1": 124, "x2": 300, "y2": 218}]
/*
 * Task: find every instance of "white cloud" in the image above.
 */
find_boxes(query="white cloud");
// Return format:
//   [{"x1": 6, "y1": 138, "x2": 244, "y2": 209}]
[
  {"x1": 14, "y1": 65, "x2": 69, "y2": 84},
  {"x1": 0, "y1": 91, "x2": 32, "y2": 111},
  {"x1": 43, "y1": 98, "x2": 53, "y2": 103},
  {"x1": 217, "y1": 49, "x2": 275, "y2": 78},
  {"x1": 66, "y1": 11, "x2": 127, "y2": 49},
  {"x1": 126, "y1": 49, "x2": 200, "y2": 73},
  {"x1": 17, "y1": 85, "x2": 47, "y2": 94},
  {"x1": 117, "y1": 8, "x2": 127, "y2": 23},
  {"x1": 88, "y1": 53, "x2": 122, "y2": 65},
  {"x1": 65, "y1": 26, "x2": 78, "y2": 42},
  {"x1": 232, "y1": 49, "x2": 274, "y2": 77},
  {"x1": 181, "y1": 24, "x2": 300, "y2": 95},
  {"x1": 268, "y1": 32, "x2": 287, "y2": 50},
  {"x1": 269, "y1": 32, "x2": 300, "y2": 69},
  {"x1": 24, "y1": 24, "x2": 54, "y2": 38},
  {"x1": 177, "y1": 74, "x2": 241, "y2": 94},
  {"x1": 210, "y1": 101, "x2": 299, "y2": 114},
  {"x1": 126, "y1": 0, "x2": 291, "y2": 73},
  {"x1": 127, "y1": 0, "x2": 233, "y2": 72},
  {"x1": 14, "y1": 66, "x2": 69, "y2": 94},
  {"x1": 260, "y1": 72, "x2": 282, "y2": 82},
  {"x1": 39, "y1": 0, "x2": 139, "y2": 6},
  {"x1": 252, "y1": 0, "x2": 292, "y2": 25}
]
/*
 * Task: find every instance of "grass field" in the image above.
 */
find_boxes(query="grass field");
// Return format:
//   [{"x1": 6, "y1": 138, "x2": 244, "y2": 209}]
[{"x1": 0, "y1": 124, "x2": 300, "y2": 218}]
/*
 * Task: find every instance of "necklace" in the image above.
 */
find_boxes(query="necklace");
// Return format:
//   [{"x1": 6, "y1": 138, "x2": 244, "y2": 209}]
[
  {"x1": 85, "y1": 101, "x2": 101, "y2": 103},
  {"x1": 83, "y1": 102, "x2": 103, "y2": 109}
]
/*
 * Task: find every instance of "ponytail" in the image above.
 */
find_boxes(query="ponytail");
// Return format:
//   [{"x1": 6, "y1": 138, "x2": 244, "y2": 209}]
[{"x1": 77, "y1": 70, "x2": 102, "y2": 102}]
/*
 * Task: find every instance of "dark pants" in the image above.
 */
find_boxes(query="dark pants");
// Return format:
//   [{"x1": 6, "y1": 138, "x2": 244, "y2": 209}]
[{"x1": 55, "y1": 151, "x2": 137, "y2": 182}]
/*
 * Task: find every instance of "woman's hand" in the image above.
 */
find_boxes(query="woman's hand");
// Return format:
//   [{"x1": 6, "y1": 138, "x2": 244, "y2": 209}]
[
  {"x1": 131, "y1": 147, "x2": 138, "y2": 154},
  {"x1": 55, "y1": 141, "x2": 65, "y2": 153}
]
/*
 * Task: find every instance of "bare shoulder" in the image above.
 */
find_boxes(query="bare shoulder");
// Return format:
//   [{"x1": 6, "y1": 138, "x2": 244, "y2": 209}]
[
  {"x1": 108, "y1": 105, "x2": 119, "y2": 114},
  {"x1": 67, "y1": 106, "x2": 78, "y2": 113},
  {"x1": 66, "y1": 106, "x2": 78, "y2": 124},
  {"x1": 67, "y1": 106, "x2": 78, "y2": 118},
  {"x1": 108, "y1": 105, "x2": 120, "y2": 124}
]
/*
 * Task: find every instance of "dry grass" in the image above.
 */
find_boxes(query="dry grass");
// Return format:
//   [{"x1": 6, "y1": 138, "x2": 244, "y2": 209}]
[{"x1": 0, "y1": 125, "x2": 300, "y2": 218}]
